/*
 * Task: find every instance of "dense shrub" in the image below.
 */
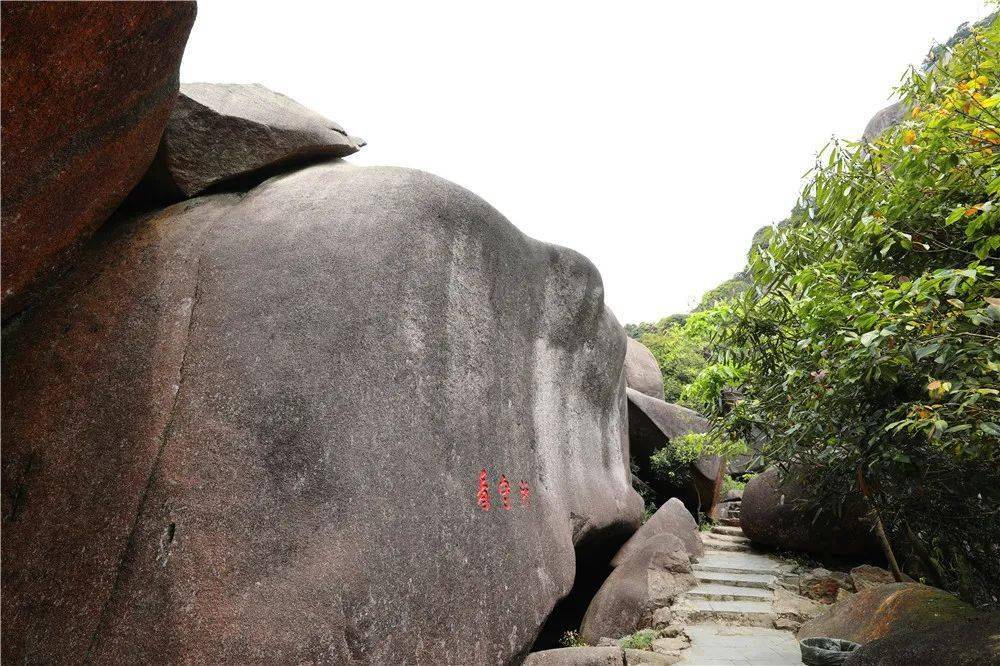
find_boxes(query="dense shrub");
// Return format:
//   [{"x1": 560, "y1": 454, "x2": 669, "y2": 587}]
[{"x1": 710, "y1": 16, "x2": 1000, "y2": 606}]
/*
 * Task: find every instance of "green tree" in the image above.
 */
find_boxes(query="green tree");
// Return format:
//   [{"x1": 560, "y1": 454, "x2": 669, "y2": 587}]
[{"x1": 711, "y1": 16, "x2": 1000, "y2": 606}]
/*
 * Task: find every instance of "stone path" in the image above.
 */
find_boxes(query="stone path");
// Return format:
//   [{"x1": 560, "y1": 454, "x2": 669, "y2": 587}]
[{"x1": 671, "y1": 505, "x2": 804, "y2": 665}]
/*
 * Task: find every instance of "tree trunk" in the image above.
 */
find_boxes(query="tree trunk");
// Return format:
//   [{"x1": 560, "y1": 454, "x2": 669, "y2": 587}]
[{"x1": 856, "y1": 467, "x2": 904, "y2": 582}]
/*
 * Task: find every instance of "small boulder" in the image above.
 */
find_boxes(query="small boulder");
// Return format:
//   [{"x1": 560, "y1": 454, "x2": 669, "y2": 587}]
[
  {"x1": 740, "y1": 467, "x2": 879, "y2": 557},
  {"x1": 651, "y1": 635, "x2": 688, "y2": 654},
  {"x1": 624, "y1": 337, "x2": 665, "y2": 400},
  {"x1": 800, "y1": 568, "x2": 854, "y2": 604},
  {"x1": 773, "y1": 587, "x2": 825, "y2": 624},
  {"x1": 611, "y1": 498, "x2": 703, "y2": 567},
  {"x1": 844, "y1": 612, "x2": 1000, "y2": 666},
  {"x1": 144, "y1": 82, "x2": 363, "y2": 198},
  {"x1": 524, "y1": 647, "x2": 624, "y2": 666},
  {"x1": 799, "y1": 583, "x2": 981, "y2": 645},
  {"x1": 581, "y1": 534, "x2": 697, "y2": 644},
  {"x1": 850, "y1": 564, "x2": 908, "y2": 591}
]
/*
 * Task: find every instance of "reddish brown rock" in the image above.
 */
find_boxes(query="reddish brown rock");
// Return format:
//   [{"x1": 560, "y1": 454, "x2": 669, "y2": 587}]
[
  {"x1": 844, "y1": 612, "x2": 1000, "y2": 666},
  {"x1": 850, "y1": 564, "x2": 910, "y2": 591},
  {"x1": 740, "y1": 467, "x2": 879, "y2": 557},
  {"x1": 0, "y1": 1, "x2": 196, "y2": 319},
  {"x1": 798, "y1": 583, "x2": 981, "y2": 645}
]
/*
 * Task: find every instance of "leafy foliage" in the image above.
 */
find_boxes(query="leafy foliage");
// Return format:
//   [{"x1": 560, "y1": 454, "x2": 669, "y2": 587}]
[
  {"x1": 710, "y1": 17, "x2": 1000, "y2": 606},
  {"x1": 618, "y1": 629, "x2": 658, "y2": 650}
]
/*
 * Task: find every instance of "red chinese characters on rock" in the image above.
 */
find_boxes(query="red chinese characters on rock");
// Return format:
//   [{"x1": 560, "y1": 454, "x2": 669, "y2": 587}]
[
  {"x1": 477, "y1": 468, "x2": 491, "y2": 511},
  {"x1": 475, "y1": 469, "x2": 530, "y2": 512},
  {"x1": 498, "y1": 474, "x2": 511, "y2": 510}
]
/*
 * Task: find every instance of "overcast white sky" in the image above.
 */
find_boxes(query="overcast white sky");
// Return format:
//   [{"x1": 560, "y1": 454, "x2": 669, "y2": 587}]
[{"x1": 182, "y1": 1, "x2": 993, "y2": 324}]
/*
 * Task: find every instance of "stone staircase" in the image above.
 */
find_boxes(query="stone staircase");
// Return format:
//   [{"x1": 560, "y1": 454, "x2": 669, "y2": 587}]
[{"x1": 670, "y1": 501, "x2": 804, "y2": 664}]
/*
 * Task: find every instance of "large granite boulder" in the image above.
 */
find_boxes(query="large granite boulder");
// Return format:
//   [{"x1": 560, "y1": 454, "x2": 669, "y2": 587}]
[
  {"x1": 740, "y1": 467, "x2": 879, "y2": 557},
  {"x1": 0, "y1": 1, "x2": 196, "y2": 319},
  {"x1": 624, "y1": 338, "x2": 664, "y2": 400},
  {"x1": 1, "y1": 161, "x2": 644, "y2": 664},
  {"x1": 844, "y1": 612, "x2": 1000, "y2": 666},
  {"x1": 143, "y1": 82, "x2": 364, "y2": 198},
  {"x1": 580, "y1": 533, "x2": 697, "y2": 644},
  {"x1": 611, "y1": 498, "x2": 703, "y2": 567},
  {"x1": 799, "y1": 583, "x2": 981, "y2": 645},
  {"x1": 626, "y1": 388, "x2": 721, "y2": 516}
]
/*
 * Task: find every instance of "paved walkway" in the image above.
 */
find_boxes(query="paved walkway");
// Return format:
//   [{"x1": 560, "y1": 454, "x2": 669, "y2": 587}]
[{"x1": 672, "y1": 507, "x2": 803, "y2": 665}]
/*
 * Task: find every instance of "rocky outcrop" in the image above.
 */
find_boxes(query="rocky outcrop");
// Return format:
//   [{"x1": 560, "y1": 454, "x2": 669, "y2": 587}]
[
  {"x1": 624, "y1": 338, "x2": 664, "y2": 400},
  {"x1": 143, "y1": 83, "x2": 364, "y2": 198},
  {"x1": 740, "y1": 467, "x2": 879, "y2": 557},
  {"x1": 798, "y1": 583, "x2": 981, "y2": 645},
  {"x1": 626, "y1": 389, "x2": 722, "y2": 515},
  {"x1": 1, "y1": 162, "x2": 643, "y2": 664},
  {"x1": 611, "y1": 498, "x2": 703, "y2": 567},
  {"x1": 580, "y1": 534, "x2": 697, "y2": 644},
  {"x1": 0, "y1": 1, "x2": 196, "y2": 318},
  {"x1": 862, "y1": 102, "x2": 907, "y2": 142},
  {"x1": 844, "y1": 612, "x2": 1000, "y2": 666}
]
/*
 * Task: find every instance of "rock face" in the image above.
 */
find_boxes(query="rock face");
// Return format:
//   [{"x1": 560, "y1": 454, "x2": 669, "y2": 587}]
[
  {"x1": 524, "y1": 647, "x2": 625, "y2": 666},
  {"x1": 1, "y1": 162, "x2": 643, "y2": 664},
  {"x1": 799, "y1": 568, "x2": 854, "y2": 604},
  {"x1": 0, "y1": 1, "x2": 196, "y2": 318},
  {"x1": 144, "y1": 82, "x2": 364, "y2": 198},
  {"x1": 844, "y1": 612, "x2": 1000, "y2": 666},
  {"x1": 580, "y1": 534, "x2": 697, "y2": 643},
  {"x1": 799, "y1": 583, "x2": 981, "y2": 645},
  {"x1": 862, "y1": 101, "x2": 907, "y2": 142},
  {"x1": 611, "y1": 498, "x2": 704, "y2": 567},
  {"x1": 624, "y1": 338, "x2": 664, "y2": 400},
  {"x1": 740, "y1": 467, "x2": 879, "y2": 557},
  {"x1": 626, "y1": 388, "x2": 722, "y2": 515}
]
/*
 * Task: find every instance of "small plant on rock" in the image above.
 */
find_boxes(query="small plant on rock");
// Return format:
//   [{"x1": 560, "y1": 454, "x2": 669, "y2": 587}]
[
  {"x1": 619, "y1": 628, "x2": 659, "y2": 650},
  {"x1": 558, "y1": 630, "x2": 587, "y2": 648}
]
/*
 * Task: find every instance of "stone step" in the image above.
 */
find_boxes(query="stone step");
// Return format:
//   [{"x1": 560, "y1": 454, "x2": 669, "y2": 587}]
[
  {"x1": 683, "y1": 624, "x2": 802, "y2": 666},
  {"x1": 706, "y1": 532, "x2": 750, "y2": 544},
  {"x1": 711, "y1": 524, "x2": 745, "y2": 537},
  {"x1": 693, "y1": 552, "x2": 784, "y2": 576},
  {"x1": 685, "y1": 583, "x2": 773, "y2": 602},
  {"x1": 671, "y1": 598, "x2": 775, "y2": 627},
  {"x1": 702, "y1": 537, "x2": 752, "y2": 552},
  {"x1": 695, "y1": 570, "x2": 776, "y2": 590},
  {"x1": 720, "y1": 517, "x2": 741, "y2": 527}
]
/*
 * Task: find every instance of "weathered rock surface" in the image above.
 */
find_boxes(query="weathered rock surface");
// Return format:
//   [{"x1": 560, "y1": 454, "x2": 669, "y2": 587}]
[
  {"x1": 773, "y1": 587, "x2": 825, "y2": 625},
  {"x1": 144, "y1": 82, "x2": 364, "y2": 198},
  {"x1": 626, "y1": 388, "x2": 721, "y2": 515},
  {"x1": 624, "y1": 648, "x2": 680, "y2": 665},
  {"x1": 611, "y1": 498, "x2": 704, "y2": 567},
  {"x1": 862, "y1": 101, "x2": 907, "y2": 142},
  {"x1": 0, "y1": 1, "x2": 196, "y2": 318},
  {"x1": 624, "y1": 337, "x2": 664, "y2": 400},
  {"x1": 524, "y1": 647, "x2": 625, "y2": 666},
  {"x1": 800, "y1": 568, "x2": 854, "y2": 604},
  {"x1": 844, "y1": 612, "x2": 1000, "y2": 666},
  {"x1": 740, "y1": 467, "x2": 879, "y2": 556},
  {"x1": 1, "y1": 162, "x2": 643, "y2": 664},
  {"x1": 850, "y1": 564, "x2": 909, "y2": 591},
  {"x1": 580, "y1": 534, "x2": 697, "y2": 644},
  {"x1": 799, "y1": 583, "x2": 981, "y2": 645}
]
